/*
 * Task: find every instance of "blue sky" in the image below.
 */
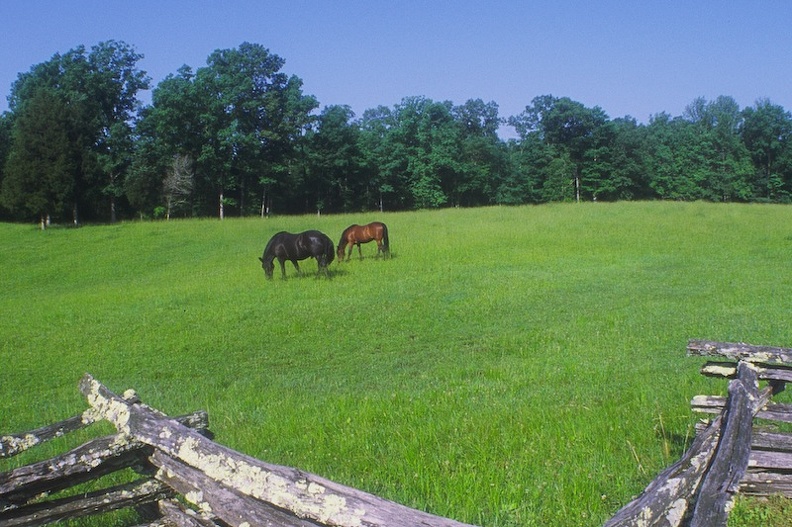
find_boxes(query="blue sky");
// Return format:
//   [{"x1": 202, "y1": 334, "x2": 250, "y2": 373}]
[{"x1": 2, "y1": 1, "x2": 791, "y2": 137}]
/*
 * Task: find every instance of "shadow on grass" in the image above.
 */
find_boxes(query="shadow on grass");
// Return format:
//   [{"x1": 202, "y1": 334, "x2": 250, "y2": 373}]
[
  {"x1": 264, "y1": 266, "x2": 348, "y2": 281},
  {"x1": 258, "y1": 253, "x2": 397, "y2": 281},
  {"x1": 336, "y1": 252, "x2": 397, "y2": 263}
]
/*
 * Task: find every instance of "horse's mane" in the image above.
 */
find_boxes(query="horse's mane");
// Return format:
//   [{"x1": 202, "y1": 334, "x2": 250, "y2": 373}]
[
  {"x1": 262, "y1": 231, "x2": 288, "y2": 260},
  {"x1": 337, "y1": 225, "x2": 357, "y2": 248}
]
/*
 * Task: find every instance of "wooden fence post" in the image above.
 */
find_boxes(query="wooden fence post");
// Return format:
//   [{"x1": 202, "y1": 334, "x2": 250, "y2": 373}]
[{"x1": 689, "y1": 362, "x2": 758, "y2": 527}]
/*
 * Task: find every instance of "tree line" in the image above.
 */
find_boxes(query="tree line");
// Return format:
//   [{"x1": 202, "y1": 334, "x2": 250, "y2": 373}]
[{"x1": 2, "y1": 40, "x2": 792, "y2": 226}]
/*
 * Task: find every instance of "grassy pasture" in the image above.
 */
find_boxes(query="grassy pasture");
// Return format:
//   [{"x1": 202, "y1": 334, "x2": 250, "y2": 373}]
[{"x1": 2, "y1": 202, "x2": 792, "y2": 526}]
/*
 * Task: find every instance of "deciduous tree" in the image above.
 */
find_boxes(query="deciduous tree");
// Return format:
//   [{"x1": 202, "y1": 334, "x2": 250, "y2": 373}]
[
  {"x1": 3, "y1": 41, "x2": 148, "y2": 224},
  {"x1": 509, "y1": 95, "x2": 608, "y2": 201},
  {"x1": 741, "y1": 99, "x2": 792, "y2": 201},
  {"x1": 302, "y1": 105, "x2": 365, "y2": 213}
]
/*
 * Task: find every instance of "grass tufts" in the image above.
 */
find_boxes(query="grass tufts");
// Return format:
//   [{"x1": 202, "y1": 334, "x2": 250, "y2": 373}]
[{"x1": 2, "y1": 202, "x2": 791, "y2": 526}]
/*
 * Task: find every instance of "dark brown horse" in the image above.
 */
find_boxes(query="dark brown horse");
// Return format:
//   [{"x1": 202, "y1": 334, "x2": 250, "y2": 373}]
[
  {"x1": 337, "y1": 222, "x2": 390, "y2": 261},
  {"x1": 259, "y1": 230, "x2": 334, "y2": 279}
]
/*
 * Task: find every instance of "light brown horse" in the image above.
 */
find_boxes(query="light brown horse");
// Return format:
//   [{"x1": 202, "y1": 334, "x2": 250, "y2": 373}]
[{"x1": 337, "y1": 222, "x2": 390, "y2": 261}]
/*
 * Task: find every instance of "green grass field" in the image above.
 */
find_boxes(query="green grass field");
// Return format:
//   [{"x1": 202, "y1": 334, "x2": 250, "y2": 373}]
[{"x1": 2, "y1": 202, "x2": 792, "y2": 526}]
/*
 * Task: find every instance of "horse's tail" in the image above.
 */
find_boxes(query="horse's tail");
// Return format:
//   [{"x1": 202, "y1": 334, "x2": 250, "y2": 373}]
[
  {"x1": 381, "y1": 223, "x2": 390, "y2": 255},
  {"x1": 326, "y1": 236, "x2": 336, "y2": 265}
]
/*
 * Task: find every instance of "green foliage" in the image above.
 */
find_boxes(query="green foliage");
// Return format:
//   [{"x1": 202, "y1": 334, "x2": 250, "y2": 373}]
[
  {"x1": 1, "y1": 41, "x2": 148, "y2": 224},
  {"x1": 358, "y1": 96, "x2": 509, "y2": 210},
  {"x1": 1, "y1": 86, "x2": 77, "y2": 222},
  {"x1": 4, "y1": 39, "x2": 792, "y2": 222},
  {"x1": 302, "y1": 105, "x2": 366, "y2": 212},
  {"x1": 135, "y1": 42, "x2": 319, "y2": 218},
  {"x1": 2, "y1": 202, "x2": 792, "y2": 526},
  {"x1": 742, "y1": 99, "x2": 792, "y2": 202}
]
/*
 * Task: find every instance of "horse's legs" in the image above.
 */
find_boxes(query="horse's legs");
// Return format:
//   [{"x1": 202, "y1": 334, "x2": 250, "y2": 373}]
[
  {"x1": 292, "y1": 260, "x2": 301, "y2": 275},
  {"x1": 375, "y1": 240, "x2": 383, "y2": 257},
  {"x1": 278, "y1": 258, "x2": 287, "y2": 279},
  {"x1": 316, "y1": 256, "x2": 330, "y2": 279},
  {"x1": 345, "y1": 243, "x2": 352, "y2": 261},
  {"x1": 356, "y1": 243, "x2": 363, "y2": 260}
]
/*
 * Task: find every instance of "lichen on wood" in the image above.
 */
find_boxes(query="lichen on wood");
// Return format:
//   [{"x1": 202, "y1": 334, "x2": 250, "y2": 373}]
[
  {"x1": 78, "y1": 373, "x2": 477, "y2": 527},
  {"x1": 80, "y1": 375, "x2": 133, "y2": 435},
  {"x1": 1, "y1": 414, "x2": 90, "y2": 459}
]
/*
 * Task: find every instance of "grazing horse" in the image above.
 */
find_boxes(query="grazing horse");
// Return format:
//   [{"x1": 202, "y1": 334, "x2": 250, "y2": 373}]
[
  {"x1": 259, "y1": 230, "x2": 334, "y2": 279},
  {"x1": 337, "y1": 221, "x2": 390, "y2": 261}
]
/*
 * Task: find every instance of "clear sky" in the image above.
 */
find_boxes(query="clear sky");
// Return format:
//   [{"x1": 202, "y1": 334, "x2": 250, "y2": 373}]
[{"x1": 2, "y1": 1, "x2": 791, "y2": 138}]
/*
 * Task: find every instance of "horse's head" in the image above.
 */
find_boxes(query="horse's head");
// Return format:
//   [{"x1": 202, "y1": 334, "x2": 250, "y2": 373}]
[
  {"x1": 336, "y1": 245, "x2": 345, "y2": 262},
  {"x1": 259, "y1": 256, "x2": 275, "y2": 279}
]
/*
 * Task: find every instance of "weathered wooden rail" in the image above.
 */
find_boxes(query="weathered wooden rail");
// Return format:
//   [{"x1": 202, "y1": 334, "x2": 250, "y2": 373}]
[
  {"x1": 3, "y1": 341, "x2": 792, "y2": 526},
  {"x1": 606, "y1": 339, "x2": 792, "y2": 527},
  {"x1": 1, "y1": 374, "x2": 477, "y2": 527}
]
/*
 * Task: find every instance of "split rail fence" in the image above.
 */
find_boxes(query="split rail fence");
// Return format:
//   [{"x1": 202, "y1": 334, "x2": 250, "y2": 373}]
[
  {"x1": 2, "y1": 340, "x2": 792, "y2": 526},
  {"x1": 0, "y1": 374, "x2": 478, "y2": 527},
  {"x1": 606, "y1": 339, "x2": 792, "y2": 527}
]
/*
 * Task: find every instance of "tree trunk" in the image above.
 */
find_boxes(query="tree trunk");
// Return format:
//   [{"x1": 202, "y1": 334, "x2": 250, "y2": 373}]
[{"x1": 239, "y1": 178, "x2": 245, "y2": 215}]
